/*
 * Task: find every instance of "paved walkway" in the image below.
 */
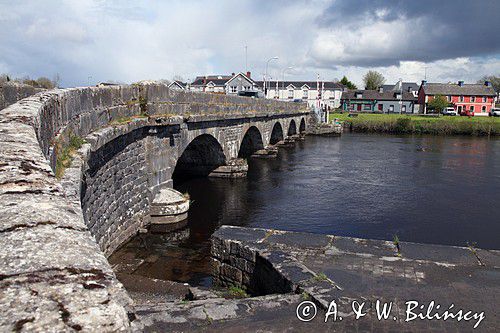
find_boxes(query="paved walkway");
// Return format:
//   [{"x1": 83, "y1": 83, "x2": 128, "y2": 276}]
[{"x1": 137, "y1": 226, "x2": 500, "y2": 332}]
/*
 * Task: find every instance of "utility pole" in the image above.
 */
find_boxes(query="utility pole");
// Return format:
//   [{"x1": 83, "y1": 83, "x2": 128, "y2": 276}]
[{"x1": 244, "y1": 45, "x2": 248, "y2": 73}]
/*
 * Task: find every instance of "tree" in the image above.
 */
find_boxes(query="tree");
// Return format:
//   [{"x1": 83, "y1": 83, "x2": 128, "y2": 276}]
[
  {"x1": 363, "y1": 70, "x2": 385, "y2": 90},
  {"x1": 36, "y1": 77, "x2": 56, "y2": 89},
  {"x1": 477, "y1": 75, "x2": 500, "y2": 95},
  {"x1": 428, "y1": 94, "x2": 449, "y2": 113},
  {"x1": 340, "y1": 76, "x2": 357, "y2": 90}
]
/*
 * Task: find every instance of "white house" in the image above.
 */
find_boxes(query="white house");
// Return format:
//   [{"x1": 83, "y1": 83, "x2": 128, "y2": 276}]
[
  {"x1": 224, "y1": 72, "x2": 259, "y2": 95},
  {"x1": 168, "y1": 80, "x2": 188, "y2": 91},
  {"x1": 256, "y1": 80, "x2": 345, "y2": 109},
  {"x1": 190, "y1": 75, "x2": 232, "y2": 93}
]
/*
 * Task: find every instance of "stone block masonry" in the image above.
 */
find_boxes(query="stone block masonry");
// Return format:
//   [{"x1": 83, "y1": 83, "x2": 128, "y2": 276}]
[
  {"x1": 211, "y1": 226, "x2": 500, "y2": 331},
  {"x1": 0, "y1": 81, "x2": 309, "y2": 330}
]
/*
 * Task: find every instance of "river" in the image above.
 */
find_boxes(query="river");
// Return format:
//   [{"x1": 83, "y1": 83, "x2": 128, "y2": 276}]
[{"x1": 109, "y1": 133, "x2": 500, "y2": 288}]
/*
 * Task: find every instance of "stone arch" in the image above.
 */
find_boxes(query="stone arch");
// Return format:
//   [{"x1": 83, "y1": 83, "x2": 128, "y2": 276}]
[
  {"x1": 269, "y1": 122, "x2": 284, "y2": 145},
  {"x1": 173, "y1": 134, "x2": 226, "y2": 181},
  {"x1": 238, "y1": 126, "x2": 264, "y2": 158},
  {"x1": 299, "y1": 118, "x2": 306, "y2": 133},
  {"x1": 287, "y1": 119, "x2": 297, "y2": 136}
]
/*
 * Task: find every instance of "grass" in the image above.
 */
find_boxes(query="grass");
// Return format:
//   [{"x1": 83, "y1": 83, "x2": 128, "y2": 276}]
[
  {"x1": 225, "y1": 285, "x2": 248, "y2": 299},
  {"x1": 393, "y1": 235, "x2": 401, "y2": 257},
  {"x1": 312, "y1": 272, "x2": 328, "y2": 282},
  {"x1": 329, "y1": 113, "x2": 500, "y2": 136},
  {"x1": 55, "y1": 133, "x2": 86, "y2": 179}
]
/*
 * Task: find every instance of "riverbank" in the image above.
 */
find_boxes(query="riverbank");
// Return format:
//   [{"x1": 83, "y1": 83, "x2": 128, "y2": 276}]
[{"x1": 329, "y1": 113, "x2": 500, "y2": 136}]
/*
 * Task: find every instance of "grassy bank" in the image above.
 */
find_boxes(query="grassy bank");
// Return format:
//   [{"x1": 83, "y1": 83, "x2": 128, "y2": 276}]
[{"x1": 329, "y1": 113, "x2": 500, "y2": 136}]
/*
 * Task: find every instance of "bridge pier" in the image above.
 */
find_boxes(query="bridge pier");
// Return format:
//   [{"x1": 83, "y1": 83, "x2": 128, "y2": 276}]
[
  {"x1": 251, "y1": 146, "x2": 278, "y2": 158},
  {"x1": 149, "y1": 188, "x2": 190, "y2": 233},
  {"x1": 209, "y1": 158, "x2": 248, "y2": 178}
]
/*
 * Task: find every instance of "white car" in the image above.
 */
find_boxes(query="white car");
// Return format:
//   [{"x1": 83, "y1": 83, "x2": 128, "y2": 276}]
[
  {"x1": 490, "y1": 108, "x2": 500, "y2": 117},
  {"x1": 442, "y1": 107, "x2": 458, "y2": 116}
]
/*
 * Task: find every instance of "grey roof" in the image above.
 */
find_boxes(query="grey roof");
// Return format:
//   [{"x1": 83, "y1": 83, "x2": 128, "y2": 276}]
[
  {"x1": 341, "y1": 90, "x2": 416, "y2": 102},
  {"x1": 421, "y1": 83, "x2": 496, "y2": 96},
  {"x1": 255, "y1": 81, "x2": 344, "y2": 90},
  {"x1": 191, "y1": 75, "x2": 232, "y2": 87},
  {"x1": 169, "y1": 80, "x2": 187, "y2": 88},
  {"x1": 381, "y1": 82, "x2": 419, "y2": 92}
]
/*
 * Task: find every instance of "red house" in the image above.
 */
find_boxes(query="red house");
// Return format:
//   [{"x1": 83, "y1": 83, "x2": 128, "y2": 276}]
[{"x1": 418, "y1": 80, "x2": 496, "y2": 115}]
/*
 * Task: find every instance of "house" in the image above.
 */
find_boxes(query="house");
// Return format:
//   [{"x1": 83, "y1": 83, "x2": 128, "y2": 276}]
[
  {"x1": 168, "y1": 80, "x2": 188, "y2": 91},
  {"x1": 225, "y1": 72, "x2": 259, "y2": 95},
  {"x1": 418, "y1": 81, "x2": 496, "y2": 115},
  {"x1": 341, "y1": 87, "x2": 417, "y2": 113},
  {"x1": 381, "y1": 82, "x2": 419, "y2": 98},
  {"x1": 255, "y1": 80, "x2": 345, "y2": 109},
  {"x1": 190, "y1": 75, "x2": 232, "y2": 93}
]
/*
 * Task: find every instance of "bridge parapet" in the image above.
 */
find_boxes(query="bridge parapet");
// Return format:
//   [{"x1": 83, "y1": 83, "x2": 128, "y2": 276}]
[{"x1": 0, "y1": 82, "x2": 310, "y2": 331}]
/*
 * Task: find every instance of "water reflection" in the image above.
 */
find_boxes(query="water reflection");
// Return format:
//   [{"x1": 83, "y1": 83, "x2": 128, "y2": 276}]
[{"x1": 110, "y1": 133, "x2": 500, "y2": 288}]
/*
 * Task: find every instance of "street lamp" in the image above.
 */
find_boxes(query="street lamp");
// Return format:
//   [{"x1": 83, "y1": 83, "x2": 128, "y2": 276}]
[
  {"x1": 398, "y1": 78, "x2": 403, "y2": 114},
  {"x1": 276, "y1": 66, "x2": 293, "y2": 99},
  {"x1": 264, "y1": 56, "x2": 279, "y2": 96}
]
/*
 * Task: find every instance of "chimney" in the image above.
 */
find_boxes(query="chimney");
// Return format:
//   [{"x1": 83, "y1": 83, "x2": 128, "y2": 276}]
[
  {"x1": 246, "y1": 71, "x2": 251, "y2": 79},
  {"x1": 485, "y1": 81, "x2": 491, "y2": 87},
  {"x1": 458, "y1": 80, "x2": 464, "y2": 86},
  {"x1": 421, "y1": 80, "x2": 427, "y2": 86},
  {"x1": 378, "y1": 86, "x2": 384, "y2": 93}
]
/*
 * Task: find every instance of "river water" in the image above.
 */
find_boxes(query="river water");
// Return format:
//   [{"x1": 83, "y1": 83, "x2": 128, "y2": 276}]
[{"x1": 110, "y1": 133, "x2": 500, "y2": 288}]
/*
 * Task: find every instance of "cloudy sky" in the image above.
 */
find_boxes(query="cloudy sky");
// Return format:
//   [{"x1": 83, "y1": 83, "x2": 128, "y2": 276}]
[{"x1": 0, "y1": 0, "x2": 499, "y2": 88}]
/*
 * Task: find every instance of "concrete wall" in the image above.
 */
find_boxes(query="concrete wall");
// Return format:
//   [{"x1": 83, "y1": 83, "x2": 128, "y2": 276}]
[{"x1": 0, "y1": 82, "x2": 309, "y2": 330}]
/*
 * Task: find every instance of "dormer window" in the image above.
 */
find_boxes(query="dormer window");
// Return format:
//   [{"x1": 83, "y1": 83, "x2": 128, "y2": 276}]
[
  {"x1": 395, "y1": 93, "x2": 402, "y2": 99},
  {"x1": 471, "y1": 96, "x2": 475, "y2": 102},
  {"x1": 355, "y1": 92, "x2": 363, "y2": 98},
  {"x1": 459, "y1": 96, "x2": 464, "y2": 102}
]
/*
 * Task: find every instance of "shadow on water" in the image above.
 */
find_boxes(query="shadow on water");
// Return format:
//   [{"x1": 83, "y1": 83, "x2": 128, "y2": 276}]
[{"x1": 109, "y1": 134, "x2": 500, "y2": 289}]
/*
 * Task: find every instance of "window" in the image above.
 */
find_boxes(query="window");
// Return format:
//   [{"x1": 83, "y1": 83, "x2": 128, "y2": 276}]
[
  {"x1": 389, "y1": 105, "x2": 394, "y2": 112},
  {"x1": 288, "y1": 89, "x2": 294, "y2": 99},
  {"x1": 471, "y1": 96, "x2": 475, "y2": 102},
  {"x1": 402, "y1": 105, "x2": 407, "y2": 112},
  {"x1": 459, "y1": 95, "x2": 464, "y2": 102},
  {"x1": 244, "y1": 86, "x2": 251, "y2": 91},
  {"x1": 482, "y1": 106, "x2": 486, "y2": 112},
  {"x1": 302, "y1": 89, "x2": 308, "y2": 99},
  {"x1": 483, "y1": 96, "x2": 487, "y2": 103},
  {"x1": 470, "y1": 106, "x2": 474, "y2": 112},
  {"x1": 447, "y1": 95, "x2": 452, "y2": 102},
  {"x1": 230, "y1": 86, "x2": 237, "y2": 93},
  {"x1": 378, "y1": 104, "x2": 383, "y2": 111}
]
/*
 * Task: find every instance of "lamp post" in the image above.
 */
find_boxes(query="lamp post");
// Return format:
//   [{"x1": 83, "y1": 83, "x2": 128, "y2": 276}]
[
  {"x1": 280, "y1": 66, "x2": 293, "y2": 99},
  {"x1": 264, "y1": 56, "x2": 279, "y2": 97},
  {"x1": 398, "y1": 78, "x2": 403, "y2": 114}
]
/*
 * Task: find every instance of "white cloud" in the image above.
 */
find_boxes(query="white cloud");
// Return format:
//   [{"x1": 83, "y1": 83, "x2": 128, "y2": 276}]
[{"x1": 0, "y1": 0, "x2": 498, "y2": 87}]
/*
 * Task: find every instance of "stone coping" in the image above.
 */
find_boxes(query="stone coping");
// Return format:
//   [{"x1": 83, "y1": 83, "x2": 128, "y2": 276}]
[
  {"x1": 210, "y1": 226, "x2": 500, "y2": 331},
  {"x1": 0, "y1": 82, "x2": 309, "y2": 331}
]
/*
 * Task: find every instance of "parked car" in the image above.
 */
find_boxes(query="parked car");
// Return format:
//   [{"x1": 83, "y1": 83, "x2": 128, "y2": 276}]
[
  {"x1": 460, "y1": 109, "x2": 474, "y2": 117},
  {"x1": 442, "y1": 107, "x2": 458, "y2": 116},
  {"x1": 490, "y1": 108, "x2": 500, "y2": 117}
]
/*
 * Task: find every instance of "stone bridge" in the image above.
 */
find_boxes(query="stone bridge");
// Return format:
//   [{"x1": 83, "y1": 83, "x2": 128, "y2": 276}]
[{"x1": 0, "y1": 82, "x2": 310, "y2": 331}]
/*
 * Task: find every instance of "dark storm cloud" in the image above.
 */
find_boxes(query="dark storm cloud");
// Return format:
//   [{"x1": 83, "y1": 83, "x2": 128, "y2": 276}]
[{"x1": 316, "y1": 0, "x2": 500, "y2": 66}]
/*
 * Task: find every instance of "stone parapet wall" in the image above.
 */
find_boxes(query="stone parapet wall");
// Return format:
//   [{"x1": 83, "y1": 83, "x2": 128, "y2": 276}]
[
  {"x1": 0, "y1": 83, "x2": 45, "y2": 110},
  {"x1": 0, "y1": 82, "x2": 308, "y2": 330}
]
